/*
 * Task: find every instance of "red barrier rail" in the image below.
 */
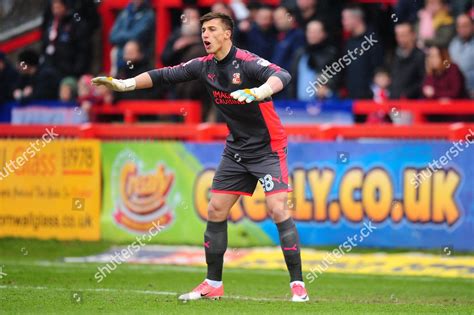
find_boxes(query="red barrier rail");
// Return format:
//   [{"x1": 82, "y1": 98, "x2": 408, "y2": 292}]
[
  {"x1": 1, "y1": 123, "x2": 473, "y2": 141},
  {"x1": 354, "y1": 100, "x2": 474, "y2": 123},
  {"x1": 0, "y1": 29, "x2": 42, "y2": 53},
  {"x1": 90, "y1": 100, "x2": 201, "y2": 123}
]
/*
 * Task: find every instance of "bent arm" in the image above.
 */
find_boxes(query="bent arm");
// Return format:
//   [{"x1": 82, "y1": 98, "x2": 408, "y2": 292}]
[{"x1": 265, "y1": 75, "x2": 285, "y2": 95}]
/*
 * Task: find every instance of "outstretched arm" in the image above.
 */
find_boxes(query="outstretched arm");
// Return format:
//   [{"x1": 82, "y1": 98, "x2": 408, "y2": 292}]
[
  {"x1": 91, "y1": 72, "x2": 153, "y2": 92},
  {"x1": 92, "y1": 57, "x2": 204, "y2": 92}
]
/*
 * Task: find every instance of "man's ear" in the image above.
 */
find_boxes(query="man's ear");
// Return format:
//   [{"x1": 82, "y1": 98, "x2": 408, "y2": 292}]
[{"x1": 225, "y1": 29, "x2": 232, "y2": 39}]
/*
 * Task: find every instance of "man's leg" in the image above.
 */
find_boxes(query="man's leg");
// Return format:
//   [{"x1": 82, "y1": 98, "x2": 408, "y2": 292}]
[
  {"x1": 205, "y1": 193, "x2": 240, "y2": 282},
  {"x1": 266, "y1": 192, "x2": 303, "y2": 283},
  {"x1": 178, "y1": 192, "x2": 240, "y2": 300},
  {"x1": 266, "y1": 192, "x2": 308, "y2": 301},
  {"x1": 179, "y1": 149, "x2": 255, "y2": 300}
]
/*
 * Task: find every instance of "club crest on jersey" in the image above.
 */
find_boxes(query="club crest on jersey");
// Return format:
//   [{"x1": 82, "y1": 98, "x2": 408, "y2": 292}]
[{"x1": 232, "y1": 73, "x2": 241, "y2": 85}]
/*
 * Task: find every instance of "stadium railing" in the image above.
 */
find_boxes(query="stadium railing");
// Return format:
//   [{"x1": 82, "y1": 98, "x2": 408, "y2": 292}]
[
  {"x1": 353, "y1": 100, "x2": 474, "y2": 123},
  {"x1": 90, "y1": 100, "x2": 201, "y2": 124},
  {"x1": 0, "y1": 123, "x2": 472, "y2": 141}
]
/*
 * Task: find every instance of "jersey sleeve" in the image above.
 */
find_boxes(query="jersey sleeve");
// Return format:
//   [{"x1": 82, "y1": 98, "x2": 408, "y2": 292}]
[
  {"x1": 147, "y1": 57, "x2": 204, "y2": 86},
  {"x1": 243, "y1": 55, "x2": 292, "y2": 87}
]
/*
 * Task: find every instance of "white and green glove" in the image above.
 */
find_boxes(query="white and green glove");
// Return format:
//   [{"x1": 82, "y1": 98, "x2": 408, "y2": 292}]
[
  {"x1": 230, "y1": 83, "x2": 273, "y2": 103},
  {"x1": 91, "y1": 76, "x2": 136, "y2": 92}
]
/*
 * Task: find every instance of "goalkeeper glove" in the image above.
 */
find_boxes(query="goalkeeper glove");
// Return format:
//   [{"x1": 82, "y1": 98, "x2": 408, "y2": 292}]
[
  {"x1": 230, "y1": 83, "x2": 273, "y2": 103},
  {"x1": 91, "y1": 76, "x2": 136, "y2": 92}
]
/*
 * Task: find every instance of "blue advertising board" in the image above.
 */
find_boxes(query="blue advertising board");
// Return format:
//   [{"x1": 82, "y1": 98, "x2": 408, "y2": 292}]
[{"x1": 185, "y1": 139, "x2": 474, "y2": 251}]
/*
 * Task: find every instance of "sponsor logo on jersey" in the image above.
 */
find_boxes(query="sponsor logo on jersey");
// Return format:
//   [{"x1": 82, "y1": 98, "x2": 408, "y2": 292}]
[{"x1": 257, "y1": 58, "x2": 271, "y2": 67}]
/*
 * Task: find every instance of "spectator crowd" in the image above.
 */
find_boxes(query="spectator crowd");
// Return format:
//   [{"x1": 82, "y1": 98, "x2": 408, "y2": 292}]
[{"x1": 0, "y1": 0, "x2": 472, "y2": 123}]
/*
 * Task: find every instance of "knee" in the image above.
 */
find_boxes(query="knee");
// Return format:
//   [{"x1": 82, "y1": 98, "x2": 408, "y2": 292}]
[
  {"x1": 207, "y1": 199, "x2": 228, "y2": 221},
  {"x1": 267, "y1": 198, "x2": 289, "y2": 222}
]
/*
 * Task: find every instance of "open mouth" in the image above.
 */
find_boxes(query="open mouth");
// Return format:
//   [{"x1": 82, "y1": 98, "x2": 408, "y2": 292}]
[{"x1": 203, "y1": 41, "x2": 211, "y2": 49}]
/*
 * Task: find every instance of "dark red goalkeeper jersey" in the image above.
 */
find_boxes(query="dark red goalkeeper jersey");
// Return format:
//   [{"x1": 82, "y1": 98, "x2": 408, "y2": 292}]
[{"x1": 148, "y1": 45, "x2": 291, "y2": 157}]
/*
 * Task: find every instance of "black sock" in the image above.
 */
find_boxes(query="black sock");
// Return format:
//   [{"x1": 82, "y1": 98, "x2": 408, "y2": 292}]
[
  {"x1": 204, "y1": 220, "x2": 228, "y2": 281},
  {"x1": 277, "y1": 217, "x2": 303, "y2": 282}
]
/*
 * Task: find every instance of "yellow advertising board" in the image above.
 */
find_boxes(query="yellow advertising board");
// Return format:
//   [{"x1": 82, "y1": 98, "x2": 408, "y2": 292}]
[{"x1": 0, "y1": 137, "x2": 101, "y2": 240}]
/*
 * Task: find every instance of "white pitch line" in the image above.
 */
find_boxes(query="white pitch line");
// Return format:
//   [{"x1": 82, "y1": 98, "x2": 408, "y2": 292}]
[
  {"x1": 0, "y1": 285, "x2": 290, "y2": 302},
  {"x1": 2, "y1": 260, "x2": 472, "y2": 283}
]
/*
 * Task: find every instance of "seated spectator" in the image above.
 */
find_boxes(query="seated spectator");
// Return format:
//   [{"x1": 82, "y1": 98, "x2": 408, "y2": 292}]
[
  {"x1": 41, "y1": 0, "x2": 91, "y2": 77},
  {"x1": 449, "y1": 14, "x2": 474, "y2": 98},
  {"x1": 367, "y1": 68, "x2": 392, "y2": 123},
  {"x1": 422, "y1": 45, "x2": 467, "y2": 99},
  {"x1": 272, "y1": 6, "x2": 305, "y2": 72},
  {"x1": 417, "y1": 0, "x2": 455, "y2": 48},
  {"x1": 109, "y1": 0, "x2": 154, "y2": 75},
  {"x1": 289, "y1": 20, "x2": 338, "y2": 101},
  {"x1": 390, "y1": 22, "x2": 425, "y2": 99},
  {"x1": 161, "y1": 6, "x2": 201, "y2": 67},
  {"x1": 58, "y1": 76, "x2": 78, "y2": 102},
  {"x1": 241, "y1": 5, "x2": 276, "y2": 61},
  {"x1": 0, "y1": 52, "x2": 19, "y2": 106},
  {"x1": 13, "y1": 50, "x2": 60, "y2": 103},
  {"x1": 371, "y1": 67, "x2": 391, "y2": 103},
  {"x1": 342, "y1": 5, "x2": 384, "y2": 99},
  {"x1": 115, "y1": 40, "x2": 160, "y2": 101},
  {"x1": 78, "y1": 74, "x2": 112, "y2": 120}
]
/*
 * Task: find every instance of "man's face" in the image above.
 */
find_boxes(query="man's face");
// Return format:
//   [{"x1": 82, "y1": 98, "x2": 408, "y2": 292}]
[
  {"x1": 426, "y1": 0, "x2": 443, "y2": 14},
  {"x1": 306, "y1": 21, "x2": 325, "y2": 45},
  {"x1": 201, "y1": 18, "x2": 231, "y2": 54},
  {"x1": 456, "y1": 15, "x2": 473, "y2": 40},
  {"x1": 52, "y1": 0, "x2": 67, "y2": 19},
  {"x1": 255, "y1": 8, "x2": 273, "y2": 31},
  {"x1": 274, "y1": 8, "x2": 292, "y2": 32},
  {"x1": 395, "y1": 24, "x2": 415, "y2": 49},
  {"x1": 342, "y1": 10, "x2": 357, "y2": 33},
  {"x1": 123, "y1": 41, "x2": 142, "y2": 63},
  {"x1": 297, "y1": 0, "x2": 316, "y2": 11}
]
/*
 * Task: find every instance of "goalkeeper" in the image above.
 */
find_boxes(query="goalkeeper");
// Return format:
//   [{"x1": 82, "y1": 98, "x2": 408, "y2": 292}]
[{"x1": 93, "y1": 12, "x2": 308, "y2": 302}]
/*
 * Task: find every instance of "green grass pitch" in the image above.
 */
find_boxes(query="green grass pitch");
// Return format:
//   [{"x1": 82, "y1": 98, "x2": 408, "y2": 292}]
[{"x1": 0, "y1": 239, "x2": 473, "y2": 314}]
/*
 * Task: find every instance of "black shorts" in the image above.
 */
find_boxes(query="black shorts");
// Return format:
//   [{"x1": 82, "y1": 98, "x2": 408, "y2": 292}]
[{"x1": 211, "y1": 147, "x2": 291, "y2": 196}]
